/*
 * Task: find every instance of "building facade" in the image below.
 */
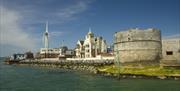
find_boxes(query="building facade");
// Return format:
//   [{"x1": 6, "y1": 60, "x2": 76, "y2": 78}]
[
  {"x1": 10, "y1": 52, "x2": 34, "y2": 61},
  {"x1": 75, "y1": 40, "x2": 85, "y2": 58},
  {"x1": 83, "y1": 30, "x2": 96, "y2": 58},
  {"x1": 95, "y1": 37, "x2": 107, "y2": 55},
  {"x1": 161, "y1": 39, "x2": 180, "y2": 66},
  {"x1": 75, "y1": 29, "x2": 108, "y2": 58},
  {"x1": 10, "y1": 54, "x2": 26, "y2": 61},
  {"x1": 59, "y1": 46, "x2": 68, "y2": 57},
  {"x1": 40, "y1": 48, "x2": 60, "y2": 58}
]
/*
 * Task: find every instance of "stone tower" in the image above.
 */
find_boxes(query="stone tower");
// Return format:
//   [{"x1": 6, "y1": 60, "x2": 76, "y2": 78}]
[{"x1": 114, "y1": 28, "x2": 162, "y2": 66}]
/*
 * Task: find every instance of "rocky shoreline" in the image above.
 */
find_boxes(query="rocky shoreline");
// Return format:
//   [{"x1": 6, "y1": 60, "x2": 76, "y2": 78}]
[
  {"x1": 97, "y1": 70, "x2": 180, "y2": 80},
  {"x1": 18, "y1": 62, "x2": 99, "y2": 74},
  {"x1": 7, "y1": 60, "x2": 180, "y2": 81}
]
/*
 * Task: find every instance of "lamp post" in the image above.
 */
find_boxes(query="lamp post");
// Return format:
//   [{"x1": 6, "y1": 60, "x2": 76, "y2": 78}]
[
  {"x1": 117, "y1": 51, "x2": 121, "y2": 80},
  {"x1": 114, "y1": 32, "x2": 121, "y2": 80}
]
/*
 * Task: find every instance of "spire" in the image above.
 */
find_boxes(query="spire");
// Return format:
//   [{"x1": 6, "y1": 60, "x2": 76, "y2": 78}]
[
  {"x1": 87, "y1": 27, "x2": 94, "y2": 38},
  {"x1": 44, "y1": 21, "x2": 49, "y2": 49},
  {"x1": 46, "y1": 21, "x2": 48, "y2": 33},
  {"x1": 89, "y1": 27, "x2": 91, "y2": 33}
]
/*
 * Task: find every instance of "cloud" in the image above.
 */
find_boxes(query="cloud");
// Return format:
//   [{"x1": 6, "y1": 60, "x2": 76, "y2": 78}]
[
  {"x1": 0, "y1": 6, "x2": 38, "y2": 56},
  {"x1": 56, "y1": 1, "x2": 90, "y2": 21},
  {"x1": 0, "y1": 0, "x2": 94, "y2": 56},
  {"x1": 1, "y1": 0, "x2": 94, "y2": 25}
]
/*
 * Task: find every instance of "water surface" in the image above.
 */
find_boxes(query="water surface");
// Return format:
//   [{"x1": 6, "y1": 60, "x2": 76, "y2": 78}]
[{"x1": 0, "y1": 58, "x2": 180, "y2": 91}]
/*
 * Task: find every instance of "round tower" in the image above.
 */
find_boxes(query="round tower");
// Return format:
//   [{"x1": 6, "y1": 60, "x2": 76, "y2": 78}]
[{"x1": 114, "y1": 28, "x2": 162, "y2": 66}]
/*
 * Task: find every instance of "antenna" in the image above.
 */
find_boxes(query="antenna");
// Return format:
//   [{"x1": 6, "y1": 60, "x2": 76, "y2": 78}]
[{"x1": 62, "y1": 40, "x2": 64, "y2": 47}]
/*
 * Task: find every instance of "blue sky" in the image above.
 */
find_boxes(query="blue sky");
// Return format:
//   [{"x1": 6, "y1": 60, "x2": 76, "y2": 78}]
[{"x1": 0, "y1": 0, "x2": 180, "y2": 56}]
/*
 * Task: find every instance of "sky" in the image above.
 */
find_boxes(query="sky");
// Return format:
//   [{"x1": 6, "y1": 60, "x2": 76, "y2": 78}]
[{"x1": 0, "y1": 0, "x2": 180, "y2": 57}]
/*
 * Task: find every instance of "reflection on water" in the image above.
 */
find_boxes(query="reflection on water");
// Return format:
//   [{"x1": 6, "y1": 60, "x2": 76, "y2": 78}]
[{"x1": 0, "y1": 58, "x2": 180, "y2": 91}]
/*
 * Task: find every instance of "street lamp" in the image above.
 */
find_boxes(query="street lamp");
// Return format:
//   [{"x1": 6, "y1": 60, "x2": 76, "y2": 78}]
[{"x1": 115, "y1": 48, "x2": 121, "y2": 80}]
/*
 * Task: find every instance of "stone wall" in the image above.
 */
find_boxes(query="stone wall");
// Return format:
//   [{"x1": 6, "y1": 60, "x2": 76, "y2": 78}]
[
  {"x1": 114, "y1": 28, "x2": 162, "y2": 65},
  {"x1": 161, "y1": 39, "x2": 180, "y2": 66}
]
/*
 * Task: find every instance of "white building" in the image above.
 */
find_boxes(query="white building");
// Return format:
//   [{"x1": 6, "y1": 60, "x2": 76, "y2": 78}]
[
  {"x1": 95, "y1": 37, "x2": 107, "y2": 54},
  {"x1": 59, "y1": 46, "x2": 68, "y2": 57},
  {"x1": 83, "y1": 29, "x2": 96, "y2": 58},
  {"x1": 75, "y1": 28, "x2": 108, "y2": 58},
  {"x1": 40, "y1": 48, "x2": 60, "y2": 58},
  {"x1": 75, "y1": 40, "x2": 85, "y2": 58}
]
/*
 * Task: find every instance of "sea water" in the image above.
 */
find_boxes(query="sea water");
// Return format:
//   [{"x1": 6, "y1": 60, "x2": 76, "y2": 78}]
[{"x1": 0, "y1": 57, "x2": 180, "y2": 91}]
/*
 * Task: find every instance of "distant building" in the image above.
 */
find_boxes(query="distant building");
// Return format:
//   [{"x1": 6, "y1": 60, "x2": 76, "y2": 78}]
[
  {"x1": 75, "y1": 28, "x2": 108, "y2": 58},
  {"x1": 10, "y1": 53, "x2": 26, "y2": 61},
  {"x1": 40, "y1": 48, "x2": 59, "y2": 58},
  {"x1": 25, "y1": 52, "x2": 34, "y2": 59},
  {"x1": 83, "y1": 29, "x2": 96, "y2": 58},
  {"x1": 75, "y1": 40, "x2": 85, "y2": 58},
  {"x1": 35, "y1": 52, "x2": 41, "y2": 59},
  {"x1": 95, "y1": 37, "x2": 107, "y2": 54},
  {"x1": 9, "y1": 52, "x2": 34, "y2": 61},
  {"x1": 161, "y1": 38, "x2": 180, "y2": 66},
  {"x1": 59, "y1": 46, "x2": 68, "y2": 57},
  {"x1": 107, "y1": 45, "x2": 114, "y2": 54},
  {"x1": 59, "y1": 46, "x2": 75, "y2": 59},
  {"x1": 65, "y1": 49, "x2": 75, "y2": 58}
]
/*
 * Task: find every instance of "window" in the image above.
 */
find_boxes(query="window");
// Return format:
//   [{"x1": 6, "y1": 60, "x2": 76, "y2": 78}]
[
  {"x1": 128, "y1": 38, "x2": 130, "y2": 41},
  {"x1": 166, "y1": 51, "x2": 173, "y2": 55},
  {"x1": 86, "y1": 45, "x2": 89, "y2": 47}
]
